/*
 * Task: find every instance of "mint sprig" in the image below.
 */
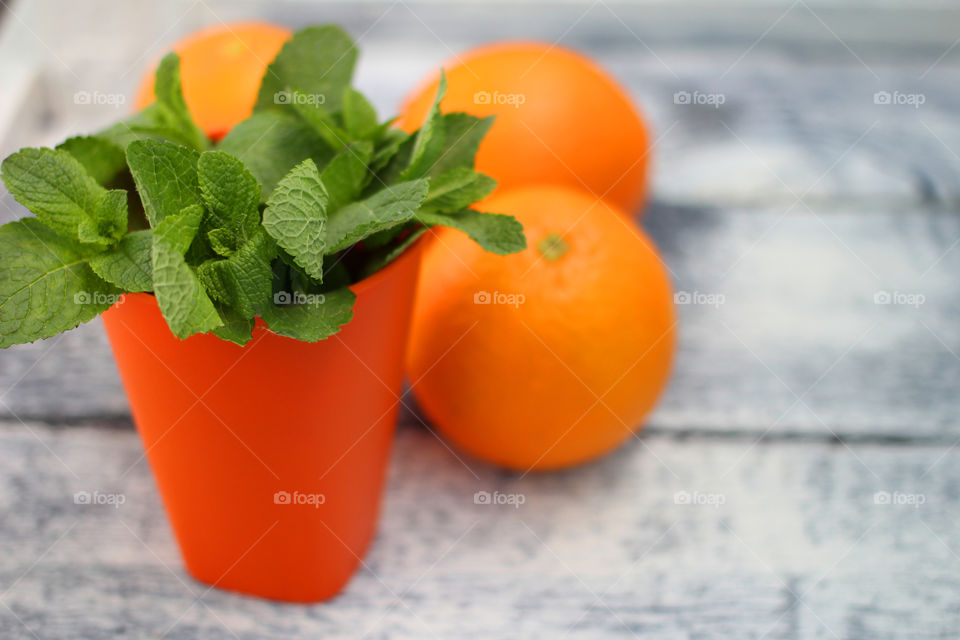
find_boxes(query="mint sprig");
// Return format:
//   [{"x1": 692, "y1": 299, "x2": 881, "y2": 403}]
[
  {"x1": 151, "y1": 205, "x2": 222, "y2": 338},
  {"x1": 88, "y1": 230, "x2": 154, "y2": 292},
  {"x1": 255, "y1": 25, "x2": 358, "y2": 114},
  {"x1": 262, "y1": 158, "x2": 330, "y2": 282},
  {"x1": 1, "y1": 148, "x2": 125, "y2": 245},
  {"x1": 0, "y1": 219, "x2": 118, "y2": 347},
  {"x1": 126, "y1": 139, "x2": 202, "y2": 227},
  {"x1": 0, "y1": 24, "x2": 526, "y2": 348}
]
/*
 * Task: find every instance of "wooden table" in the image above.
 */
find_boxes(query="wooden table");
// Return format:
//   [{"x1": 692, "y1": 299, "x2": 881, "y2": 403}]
[{"x1": 1, "y1": 1, "x2": 959, "y2": 637}]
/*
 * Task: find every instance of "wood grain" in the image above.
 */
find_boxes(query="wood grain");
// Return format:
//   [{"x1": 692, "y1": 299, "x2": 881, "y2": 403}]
[
  {"x1": 0, "y1": 421, "x2": 956, "y2": 639},
  {"x1": 0, "y1": 2, "x2": 958, "y2": 638}
]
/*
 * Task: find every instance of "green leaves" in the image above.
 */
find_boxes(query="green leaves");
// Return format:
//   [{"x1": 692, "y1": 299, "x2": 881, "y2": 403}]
[
  {"x1": 291, "y1": 94, "x2": 350, "y2": 150},
  {"x1": 326, "y1": 179, "x2": 430, "y2": 253},
  {"x1": 217, "y1": 111, "x2": 334, "y2": 199},
  {"x1": 255, "y1": 25, "x2": 357, "y2": 114},
  {"x1": 422, "y1": 168, "x2": 496, "y2": 212},
  {"x1": 399, "y1": 74, "x2": 448, "y2": 181},
  {"x1": 198, "y1": 227, "x2": 276, "y2": 318},
  {"x1": 0, "y1": 218, "x2": 117, "y2": 347},
  {"x1": 416, "y1": 209, "x2": 526, "y2": 255},
  {"x1": 151, "y1": 207, "x2": 221, "y2": 339},
  {"x1": 261, "y1": 287, "x2": 355, "y2": 342},
  {"x1": 197, "y1": 150, "x2": 261, "y2": 242},
  {"x1": 131, "y1": 53, "x2": 208, "y2": 151},
  {"x1": 262, "y1": 159, "x2": 329, "y2": 281},
  {"x1": 154, "y1": 203, "x2": 203, "y2": 253},
  {"x1": 1, "y1": 148, "x2": 123, "y2": 245},
  {"x1": 88, "y1": 230, "x2": 153, "y2": 292},
  {"x1": 57, "y1": 136, "x2": 127, "y2": 186},
  {"x1": 211, "y1": 303, "x2": 255, "y2": 346},
  {"x1": 88, "y1": 190, "x2": 129, "y2": 242},
  {"x1": 341, "y1": 89, "x2": 379, "y2": 139},
  {"x1": 429, "y1": 112, "x2": 494, "y2": 176},
  {"x1": 126, "y1": 139, "x2": 202, "y2": 226},
  {"x1": 321, "y1": 142, "x2": 372, "y2": 213},
  {"x1": 0, "y1": 23, "x2": 526, "y2": 348}
]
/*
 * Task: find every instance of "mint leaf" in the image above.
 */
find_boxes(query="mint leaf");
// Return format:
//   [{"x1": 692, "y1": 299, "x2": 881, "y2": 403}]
[
  {"x1": 0, "y1": 218, "x2": 116, "y2": 347},
  {"x1": 341, "y1": 88, "x2": 378, "y2": 139},
  {"x1": 321, "y1": 141, "x2": 373, "y2": 212},
  {"x1": 197, "y1": 150, "x2": 260, "y2": 242},
  {"x1": 207, "y1": 228, "x2": 236, "y2": 257},
  {"x1": 151, "y1": 213, "x2": 221, "y2": 340},
  {"x1": 96, "y1": 119, "x2": 147, "y2": 150},
  {"x1": 218, "y1": 111, "x2": 334, "y2": 199},
  {"x1": 416, "y1": 209, "x2": 526, "y2": 255},
  {"x1": 261, "y1": 286, "x2": 355, "y2": 342},
  {"x1": 88, "y1": 230, "x2": 153, "y2": 292},
  {"x1": 133, "y1": 53, "x2": 207, "y2": 151},
  {"x1": 153, "y1": 204, "x2": 203, "y2": 255},
  {"x1": 428, "y1": 112, "x2": 494, "y2": 176},
  {"x1": 422, "y1": 168, "x2": 496, "y2": 213},
  {"x1": 398, "y1": 74, "x2": 447, "y2": 181},
  {"x1": 152, "y1": 244, "x2": 221, "y2": 339},
  {"x1": 262, "y1": 159, "x2": 329, "y2": 281},
  {"x1": 326, "y1": 179, "x2": 429, "y2": 253},
  {"x1": 291, "y1": 95, "x2": 350, "y2": 150},
  {"x1": 126, "y1": 139, "x2": 202, "y2": 227},
  {"x1": 255, "y1": 25, "x2": 357, "y2": 113},
  {"x1": 197, "y1": 228, "x2": 276, "y2": 317},
  {"x1": 97, "y1": 114, "x2": 188, "y2": 151},
  {"x1": 0, "y1": 147, "x2": 113, "y2": 244},
  {"x1": 0, "y1": 24, "x2": 526, "y2": 349},
  {"x1": 370, "y1": 128, "x2": 409, "y2": 174},
  {"x1": 211, "y1": 303, "x2": 254, "y2": 346},
  {"x1": 57, "y1": 136, "x2": 126, "y2": 186},
  {"x1": 90, "y1": 189, "x2": 128, "y2": 242}
]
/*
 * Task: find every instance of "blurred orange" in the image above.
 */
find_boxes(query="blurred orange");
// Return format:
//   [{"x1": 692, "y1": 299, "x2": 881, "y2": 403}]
[
  {"x1": 407, "y1": 185, "x2": 675, "y2": 471},
  {"x1": 399, "y1": 42, "x2": 653, "y2": 214},
  {"x1": 135, "y1": 22, "x2": 291, "y2": 140}
]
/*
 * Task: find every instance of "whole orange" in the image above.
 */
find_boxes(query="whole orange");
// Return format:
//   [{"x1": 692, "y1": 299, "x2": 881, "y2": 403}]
[
  {"x1": 407, "y1": 185, "x2": 675, "y2": 471},
  {"x1": 135, "y1": 22, "x2": 292, "y2": 140},
  {"x1": 399, "y1": 43, "x2": 652, "y2": 214}
]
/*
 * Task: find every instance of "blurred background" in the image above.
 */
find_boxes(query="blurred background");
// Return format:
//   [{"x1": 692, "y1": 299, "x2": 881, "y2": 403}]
[{"x1": 1, "y1": 0, "x2": 959, "y2": 638}]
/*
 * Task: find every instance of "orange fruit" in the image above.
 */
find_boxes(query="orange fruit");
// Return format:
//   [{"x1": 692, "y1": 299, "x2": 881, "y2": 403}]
[
  {"x1": 399, "y1": 42, "x2": 652, "y2": 214},
  {"x1": 135, "y1": 22, "x2": 292, "y2": 140},
  {"x1": 407, "y1": 185, "x2": 675, "y2": 471}
]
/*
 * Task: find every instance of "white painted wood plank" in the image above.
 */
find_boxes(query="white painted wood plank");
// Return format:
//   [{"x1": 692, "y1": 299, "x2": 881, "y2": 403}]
[{"x1": 0, "y1": 421, "x2": 955, "y2": 639}]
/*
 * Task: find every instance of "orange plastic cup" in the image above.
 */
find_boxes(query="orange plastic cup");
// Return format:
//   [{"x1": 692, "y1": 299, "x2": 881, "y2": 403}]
[{"x1": 101, "y1": 243, "x2": 423, "y2": 603}]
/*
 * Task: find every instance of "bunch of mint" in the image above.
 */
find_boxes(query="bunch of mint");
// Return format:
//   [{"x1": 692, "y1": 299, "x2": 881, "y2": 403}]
[{"x1": 0, "y1": 25, "x2": 525, "y2": 348}]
